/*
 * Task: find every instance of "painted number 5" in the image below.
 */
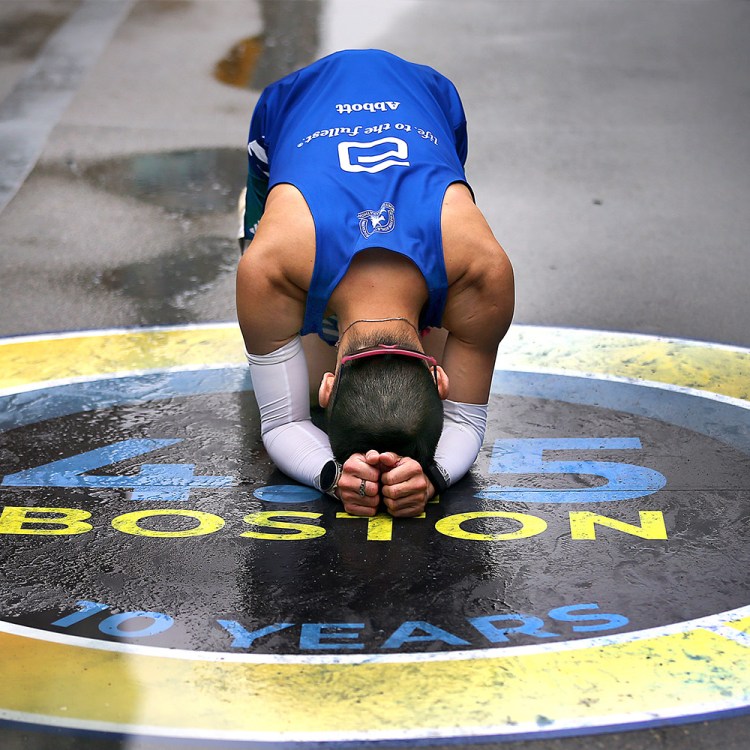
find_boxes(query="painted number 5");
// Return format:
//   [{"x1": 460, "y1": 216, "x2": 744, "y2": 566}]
[{"x1": 476, "y1": 438, "x2": 666, "y2": 503}]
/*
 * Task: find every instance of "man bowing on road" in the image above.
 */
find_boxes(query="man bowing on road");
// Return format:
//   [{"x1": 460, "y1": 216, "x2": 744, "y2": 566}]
[{"x1": 237, "y1": 49, "x2": 514, "y2": 518}]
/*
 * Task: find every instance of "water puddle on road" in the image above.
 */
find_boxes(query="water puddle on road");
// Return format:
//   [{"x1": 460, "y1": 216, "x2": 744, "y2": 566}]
[
  {"x1": 94, "y1": 234, "x2": 238, "y2": 324},
  {"x1": 81, "y1": 148, "x2": 246, "y2": 217},
  {"x1": 213, "y1": 0, "x2": 322, "y2": 90},
  {"x1": 73, "y1": 148, "x2": 244, "y2": 324}
]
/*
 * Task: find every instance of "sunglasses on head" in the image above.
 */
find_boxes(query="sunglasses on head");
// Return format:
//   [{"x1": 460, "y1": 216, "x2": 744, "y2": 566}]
[
  {"x1": 342, "y1": 343, "x2": 436, "y2": 367},
  {"x1": 329, "y1": 344, "x2": 439, "y2": 415}
]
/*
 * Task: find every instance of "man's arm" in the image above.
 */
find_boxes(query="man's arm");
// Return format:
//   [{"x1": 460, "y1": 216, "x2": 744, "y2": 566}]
[
  {"x1": 236, "y1": 191, "x2": 388, "y2": 506},
  {"x1": 236, "y1": 183, "x2": 336, "y2": 489},
  {"x1": 431, "y1": 185, "x2": 516, "y2": 487}
]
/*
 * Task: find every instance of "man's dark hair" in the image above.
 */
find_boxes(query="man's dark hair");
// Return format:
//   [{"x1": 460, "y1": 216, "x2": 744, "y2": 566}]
[{"x1": 326, "y1": 329, "x2": 443, "y2": 468}]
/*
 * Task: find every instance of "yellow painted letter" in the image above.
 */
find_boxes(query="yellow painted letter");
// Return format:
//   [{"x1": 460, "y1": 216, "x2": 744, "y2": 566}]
[
  {"x1": 0, "y1": 506, "x2": 92, "y2": 535},
  {"x1": 112, "y1": 509, "x2": 224, "y2": 538},
  {"x1": 435, "y1": 511, "x2": 547, "y2": 541},
  {"x1": 569, "y1": 511, "x2": 668, "y2": 540},
  {"x1": 242, "y1": 511, "x2": 325, "y2": 540},
  {"x1": 335, "y1": 511, "x2": 426, "y2": 541}
]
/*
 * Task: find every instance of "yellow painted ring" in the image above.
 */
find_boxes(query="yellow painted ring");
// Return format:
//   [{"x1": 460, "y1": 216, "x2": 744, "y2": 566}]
[{"x1": 1, "y1": 323, "x2": 749, "y2": 743}]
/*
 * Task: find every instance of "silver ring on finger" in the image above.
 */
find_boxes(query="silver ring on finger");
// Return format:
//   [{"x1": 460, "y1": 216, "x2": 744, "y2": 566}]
[{"x1": 358, "y1": 478, "x2": 367, "y2": 497}]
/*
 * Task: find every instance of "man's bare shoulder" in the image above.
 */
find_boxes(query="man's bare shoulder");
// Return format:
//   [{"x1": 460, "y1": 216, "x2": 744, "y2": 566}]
[
  {"x1": 442, "y1": 183, "x2": 507, "y2": 288},
  {"x1": 438, "y1": 185, "x2": 515, "y2": 401},
  {"x1": 250, "y1": 184, "x2": 317, "y2": 292},
  {"x1": 441, "y1": 182, "x2": 514, "y2": 343},
  {"x1": 237, "y1": 184, "x2": 316, "y2": 352}
]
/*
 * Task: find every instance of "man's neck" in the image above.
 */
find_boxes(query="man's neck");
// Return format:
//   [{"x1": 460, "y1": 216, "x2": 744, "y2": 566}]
[{"x1": 329, "y1": 248, "x2": 428, "y2": 333}]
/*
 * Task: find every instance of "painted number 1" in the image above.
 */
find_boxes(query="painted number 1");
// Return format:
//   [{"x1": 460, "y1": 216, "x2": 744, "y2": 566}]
[{"x1": 476, "y1": 437, "x2": 666, "y2": 503}]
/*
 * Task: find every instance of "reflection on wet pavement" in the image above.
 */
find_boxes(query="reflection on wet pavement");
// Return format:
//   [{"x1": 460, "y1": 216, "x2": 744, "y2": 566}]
[
  {"x1": 214, "y1": 0, "x2": 322, "y2": 90},
  {"x1": 81, "y1": 149, "x2": 246, "y2": 217},
  {"x1": 62, "y1": 147, "x2": 246, "y2": 326},
  {"x1": 214, "y1": 34, "x2": 264, "y2": 88},
  {"x1": 0, "y1": 1, "x2": 79, "y2": 64},
  {"x1": 94, "y1": 234, "x2": 238, "y2": 325}
]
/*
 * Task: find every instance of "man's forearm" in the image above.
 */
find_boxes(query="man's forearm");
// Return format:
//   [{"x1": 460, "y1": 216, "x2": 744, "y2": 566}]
[
  {"x1": 430, "y1": 400, "x2": 488, "y2": 490},
  {"x1": 246, "y1": 336, "x2": 334, "y2": 489},
  {"x1": 262, "y1": 420, "x2": 335, "y2": 490}
]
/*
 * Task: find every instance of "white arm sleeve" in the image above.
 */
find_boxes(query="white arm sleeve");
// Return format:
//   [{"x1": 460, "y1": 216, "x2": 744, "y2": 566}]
[
  {"x1": 246, "y1": 337, "x2": 334, "y2": 490},
  {"x1": 433, "y1": 400, "x2": 488, "y2": 486}
]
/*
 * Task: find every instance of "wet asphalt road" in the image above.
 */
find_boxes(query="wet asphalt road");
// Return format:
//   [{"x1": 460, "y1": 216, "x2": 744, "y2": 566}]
[
  {"x1": 1, "y1": 1, "x2": 749, "y2": 749},
  {"x1": 1, "y1": 0, "x2": 749, "y2": 346}
]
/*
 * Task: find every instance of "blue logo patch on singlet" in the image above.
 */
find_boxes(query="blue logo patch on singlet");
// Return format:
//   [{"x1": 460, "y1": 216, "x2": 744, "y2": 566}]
[{"x1": 357, "y1": 202, "x2": 396, "y2": 239}]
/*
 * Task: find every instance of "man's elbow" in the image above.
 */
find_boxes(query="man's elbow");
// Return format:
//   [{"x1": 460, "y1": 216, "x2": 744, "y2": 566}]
[{"x1": 479, "y1": 252, "x2": 515, "y2": 341}]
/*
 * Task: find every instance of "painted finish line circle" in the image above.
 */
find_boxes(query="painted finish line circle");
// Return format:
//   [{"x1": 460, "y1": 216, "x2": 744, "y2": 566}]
[{"x1": 0, "y1": 323, "x2": 749, "y2": 745}]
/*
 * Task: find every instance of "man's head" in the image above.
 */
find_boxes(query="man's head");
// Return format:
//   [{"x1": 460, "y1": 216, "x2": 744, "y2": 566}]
[{"x1": 319, "y1": 329, "x2": 448, "y2": 468}]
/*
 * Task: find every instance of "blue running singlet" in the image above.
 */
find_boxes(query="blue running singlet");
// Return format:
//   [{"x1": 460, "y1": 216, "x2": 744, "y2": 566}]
[{"x1": 243, "y1": 49, "x2": 470, "y2": 341}]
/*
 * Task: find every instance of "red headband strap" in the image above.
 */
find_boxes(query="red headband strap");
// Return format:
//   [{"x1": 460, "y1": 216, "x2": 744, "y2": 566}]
[{"x1": 341, "y1": 344, "x2": 437, "y2": 367}]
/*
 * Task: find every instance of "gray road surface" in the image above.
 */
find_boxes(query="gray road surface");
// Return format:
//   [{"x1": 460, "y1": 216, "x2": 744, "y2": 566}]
[{"x1": 0, "y1": 0, "x2": 748, "y2": 347}]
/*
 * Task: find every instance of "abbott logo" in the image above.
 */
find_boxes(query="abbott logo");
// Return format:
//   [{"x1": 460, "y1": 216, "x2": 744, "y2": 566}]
[{"x1": 338, "y1": 137, "x2": 410, "y2": 173}]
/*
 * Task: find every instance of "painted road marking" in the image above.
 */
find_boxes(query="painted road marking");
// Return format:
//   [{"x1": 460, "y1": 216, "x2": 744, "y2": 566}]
[
  {"x1": 0, "y1": 324, "x2": 749, "y2": 743},
  {"x1": 0, "y1": 0, "x2": 135, "y2": 213}
]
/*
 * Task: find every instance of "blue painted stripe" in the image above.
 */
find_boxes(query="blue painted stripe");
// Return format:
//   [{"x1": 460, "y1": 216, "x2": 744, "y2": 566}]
[
  {"x1": 0, "y1": 368, "x2": 747, "y2": 459},
  {"x1": 2, "y1": 701, "x2": 750, "y2": 748},
  {"x1": 0, "y1": 368, "x2": 252, "y2": 431},
  {"x1": 492, "y1": 370, "x2": 750, "y2": 454},
  {"x1": 0, "y1": 0, "x2": 136, "y2": 214}
]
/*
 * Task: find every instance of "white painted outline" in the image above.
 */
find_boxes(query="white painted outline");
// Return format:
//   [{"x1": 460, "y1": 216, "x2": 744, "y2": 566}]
[
  {"x1": 3, "y1": 321, "x2": 748, "y2": 353},
  {"x1": 0, "y1": 362, "x2": 243, "y2": 399},
  {"x1": 498, "y1": 365, "x2": 750, "y2": 412},
  {"x1": 0, "y1": 321, "x2": 238, "y2": 346},
  {"x1": 0, "y1": 603, "x2": 748, "y2": 666}
]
